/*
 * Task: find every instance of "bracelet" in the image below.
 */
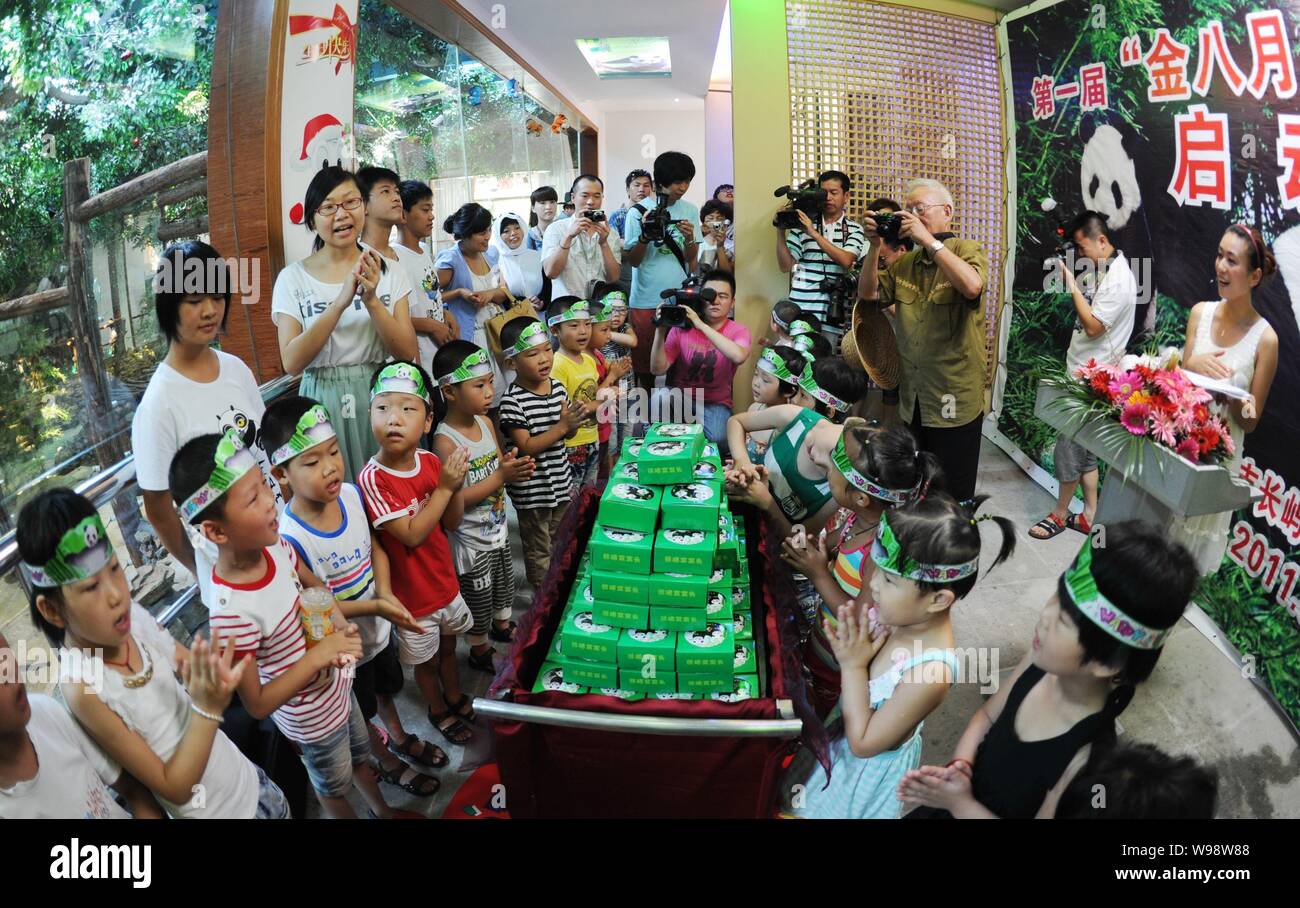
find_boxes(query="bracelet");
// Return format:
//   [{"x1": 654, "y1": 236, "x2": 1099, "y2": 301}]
[
  {"x1": 191, "y1": 703, "x2": 224, "y2": 724},
  {"x1": 561, "y1": 242, "x2": 572, "y2": 250}
]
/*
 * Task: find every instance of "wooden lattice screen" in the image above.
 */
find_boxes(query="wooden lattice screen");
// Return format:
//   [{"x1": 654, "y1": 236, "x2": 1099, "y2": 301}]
[{"x1": 786, "y1": 0, "x2": 1006, "y2": 378}]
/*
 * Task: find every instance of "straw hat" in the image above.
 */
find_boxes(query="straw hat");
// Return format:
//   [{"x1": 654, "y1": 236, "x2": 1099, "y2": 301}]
[{"x1": 842, "y1": 296, "x2": 900, "y2": 390}]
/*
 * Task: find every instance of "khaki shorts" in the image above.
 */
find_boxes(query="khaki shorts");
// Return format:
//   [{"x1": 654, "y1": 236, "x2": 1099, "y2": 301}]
[{"x1": 395, "y1": 594, "x2": 472, "y2": 665}]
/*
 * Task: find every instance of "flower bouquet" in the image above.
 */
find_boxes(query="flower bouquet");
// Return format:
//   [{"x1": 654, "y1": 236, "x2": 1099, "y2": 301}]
[{"x1": 1044, "y1": 349, "x2": 1235, "y2": 467}]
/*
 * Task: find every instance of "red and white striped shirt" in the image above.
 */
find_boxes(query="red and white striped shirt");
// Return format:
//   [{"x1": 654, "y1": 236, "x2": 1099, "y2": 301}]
[{"x1": 207, "y1": 539, "x2": 352, "y2": 744}]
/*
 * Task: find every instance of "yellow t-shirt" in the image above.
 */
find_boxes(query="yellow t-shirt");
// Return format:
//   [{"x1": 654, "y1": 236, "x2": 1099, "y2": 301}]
[{"x1": 551, "y1": 350, "x2": 600, "y2": 447}]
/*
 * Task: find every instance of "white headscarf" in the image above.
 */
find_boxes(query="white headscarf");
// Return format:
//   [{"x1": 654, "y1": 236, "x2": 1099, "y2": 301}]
[{"x1": 492, "y1": 211, "x2": 544, "y2": 299}]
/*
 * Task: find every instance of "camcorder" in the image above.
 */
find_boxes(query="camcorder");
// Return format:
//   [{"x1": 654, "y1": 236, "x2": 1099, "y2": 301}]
[
  {"x1": 1039, "y1": 197, "x2": 1074, "y2": 266},
  {"x1": 582, "y1": 209, "x2": 607, "y2": 223},
  {"x1": 640, "y1": 191, "x2": 675, "y2": 244},
  {"x1": 772, "y1": 179, "x2": 827, "y2": 230},
  {"x1": 820, "y1": 271, "x2": 859, "y2": 328},
  {"x1": 655, "y1": 276, "x2": 717, "y2": 329}
]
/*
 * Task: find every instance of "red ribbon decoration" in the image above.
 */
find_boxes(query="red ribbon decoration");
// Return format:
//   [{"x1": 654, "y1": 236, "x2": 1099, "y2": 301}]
[{"x1": 288, "y1": 3, "x2": 357, "y2": 75}]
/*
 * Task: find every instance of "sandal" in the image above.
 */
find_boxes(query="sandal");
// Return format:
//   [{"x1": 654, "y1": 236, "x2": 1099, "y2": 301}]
[
  {"x1": 468, "y1": 646, "x2": 498, "y2": 674},
  {"x1": 428, "y1": 707, "x2": 473, "y2": 746},
  {"x1": 489, "y1": 620, "x2": 517, "y2": 644},
  {"x1": 376, "y1": 761, "x2": 441, "y2": 797},
  {"x1": 1065, "y1": 512, "x2": 1092, "y2": 534},
  {"x1": 387, "y1": 732, "x2": 448, "y2": 769},
  {"x1": 450, "y1": 692, "x2": 476, "y2": 723},
  {"x1": 1028, "y1": 513, "x2": 1067, "y2": 540}
]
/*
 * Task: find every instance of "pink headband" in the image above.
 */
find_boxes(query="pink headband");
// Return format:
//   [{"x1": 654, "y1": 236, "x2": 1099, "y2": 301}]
[{"x1": 1231, "y1": 223, "x2": 1264, "y2": 266}]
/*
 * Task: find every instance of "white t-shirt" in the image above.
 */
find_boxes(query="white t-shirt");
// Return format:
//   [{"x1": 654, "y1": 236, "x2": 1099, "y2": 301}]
[
  {"x1": 394, "y1": 241, "x2": 445, "y2": 376},
  {"x1": 0, "y1": 695, "x2": 129, "y2": 819},
  {"x1": 541, "y1": 218, "x2": 621, "y2": 299},
  {"x1": 63, "y1": 603, "x2": 260, "y2": 818},
  {"x1": 270, "y1": 257, "x2": 413, "y2": 369},
  {"x1": 1066, "y1": 251, "x2": 1138, "y2": 374},
  {"x1": 130, "y1": 351, "x2": 279, "y2": 604}
]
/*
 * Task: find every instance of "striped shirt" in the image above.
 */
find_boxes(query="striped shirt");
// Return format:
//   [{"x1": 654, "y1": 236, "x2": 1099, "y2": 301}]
[
  {"x1": 207, "y1": 539, "x2": 353, "y2": 744},
  {"x1": 498, "y1": 379, "x2": 573, "y2": 510},
  {"x1": 279, "y1": 483, "x2": 390, "y2": 664},
  {"x1": 784, "y1": 214, "x2": 865, "y2": 323}
]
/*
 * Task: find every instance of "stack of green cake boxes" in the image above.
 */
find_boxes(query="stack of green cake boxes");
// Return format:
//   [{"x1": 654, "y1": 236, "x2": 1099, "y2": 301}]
[{"x1": 533, "y1": 423, "x2": 758, "y2": 702}]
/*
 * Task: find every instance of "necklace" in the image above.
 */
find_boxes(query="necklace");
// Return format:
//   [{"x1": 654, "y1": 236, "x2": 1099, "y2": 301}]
[{"x1": 103, "y1": 638, "x2": 154, "y2": 689}]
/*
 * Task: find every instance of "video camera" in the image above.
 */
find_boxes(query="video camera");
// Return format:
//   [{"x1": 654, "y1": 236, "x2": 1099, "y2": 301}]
[
  {"x1": 640, "y1": 191, "x2": 674, "y2": 244},
  {"x1": 820, "y1": 271, "x2": 859, "y2": 328},
  {"x1": 1039, "y1": 197, "x2": 1074, "y2": 265},
  {"x1": 772, "y1": 179, "x2": 827, "y2": 230},
  {"x1": 655, "y1": 275, "x2": 717, "y2": 329}
]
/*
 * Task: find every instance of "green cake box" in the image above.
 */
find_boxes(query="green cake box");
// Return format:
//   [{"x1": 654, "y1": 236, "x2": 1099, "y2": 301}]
[
  {"x1": 559, "y1": 609, "x2": 620, "y2": 663},
  {"x1": 589, "y1": 524, "x2": 654, "y2": 575},
  {"x1": 716, "y1": 510, "x2": 741, "y2": 571},
  {"x1": 568, "y1": 569, "x2": 595, "y2": 611},
  {"x1": 659, "y1": 479, "x2": 723, "y2": 531},
  {"x1": 612, "y1": 459, "x2": 641, "y2": 483},
  {"x1": 710, "y1": 674, "x2": 759, "y2": 703},
  {"x1": 591, "y1": 567, "x2": 649, "y2": 605},
  {"x1": 596, "y1": 687, "x2": 644, "y2": 701},
  {"x1": 617, "y1": 628, "x2": 676, "y2": 673},
  {"x1": 731, "y1": 583, "x2": 751, "y2": 612},
  {"x1": 653, "y1": 690, "x2": 700, "y2": 701},
  {"x1": 675, "y1": 622, "x2": 734, "y2": 675},
  {"x1": 637, "y1": 427, "x2": 703, "y2": 484},
  {"x1": 653, "y1": 528, "x2": 717, "y2": 576},
  {"x1": 707, "y1": 565, "x2": 733, "y2": 594},
  {"x1": 676, "y1": 669, "x2": 734, "y2": 694},
  {"x1": 532, "y1": 662, "x2": 589, "y2": 695},
  {"x1": 619, "y1": 668, "x2": 677, "y2": 694},
  {"x1": 732, "y1": 611, "x2": 753, "y2": 641},
  {"x1": 649, "y1": 604, "x2": 710, "y2": 632},
  {"x1": 561, "y1": 657, "x2": 620, "y2": 689},
  {"x1": 592, "y1": 599, "x2": 651, "y2": 631},
  {"x1": 704, "y1": 588, "x2": 733, "y2": 624},
  {"x1": 733, "y1": 640, "x2": 757, "y2": 675},
  {"x1": 648, "y1": 571, "x2": 709, "y2": 607},
  {"x1": 598, "y1": 481, "x2": 663, "y2": 533},
  {"x1": 620, "y1": 436, "x2": 644, "y2": 459}
]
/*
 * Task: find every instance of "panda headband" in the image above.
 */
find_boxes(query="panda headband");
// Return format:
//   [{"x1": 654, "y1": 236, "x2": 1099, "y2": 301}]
[{"x1": 19, "y1": 514, "x2": 113, "y2": 587}]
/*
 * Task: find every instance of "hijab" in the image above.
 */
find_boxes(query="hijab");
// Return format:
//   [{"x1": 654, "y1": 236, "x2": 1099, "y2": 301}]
[{"x1": 493, "y1": 211, "x2": 544, "y2": 299}]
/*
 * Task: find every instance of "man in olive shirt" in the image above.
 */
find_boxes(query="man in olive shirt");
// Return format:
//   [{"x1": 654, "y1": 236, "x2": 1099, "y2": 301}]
[{"x1": 859, "y1": 178, "x2": 989, "y2": 501}]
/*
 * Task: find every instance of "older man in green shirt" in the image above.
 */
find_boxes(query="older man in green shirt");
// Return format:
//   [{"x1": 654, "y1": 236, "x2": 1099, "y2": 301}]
[{"x1": 859, "y1": 178, "x2": 989, "y2": 502}]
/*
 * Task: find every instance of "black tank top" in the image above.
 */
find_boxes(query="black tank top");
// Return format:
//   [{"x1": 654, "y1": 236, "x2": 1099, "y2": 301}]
[{"x1": 971, "y1": 665, "x2": 1104, "y2": 818}]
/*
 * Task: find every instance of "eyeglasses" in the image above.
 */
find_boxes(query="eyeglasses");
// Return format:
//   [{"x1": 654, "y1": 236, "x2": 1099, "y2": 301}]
[
  {"x1": 315, "y1": 198, "x2": 364, "y2": 218},
  {"x1": 906, "y1": 203, "x2": 946, "y2": 215}
]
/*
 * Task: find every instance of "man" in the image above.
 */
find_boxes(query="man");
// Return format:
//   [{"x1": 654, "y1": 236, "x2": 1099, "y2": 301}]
[
  {"x1": 609, "y1": 168, "x2": 653, "y2": 239},
  {"x1": 1029, "y1": 210, "x2": 1136, "y2": 541},
  {"x1": 776, "y1": 170, "x2": 865, "y2": 343},
  {"x1": 541, "y1": 173, "x2": 622, "y2": 300},
  {"x1": 859, "y1": 178, "x2": 989, "y2": 502},
  {"x1": 624, "y1": 150, "x2": 701, "y2": 395},
  {"x1": 649, "y1": 269, "x2": 751, "y2": 449}
]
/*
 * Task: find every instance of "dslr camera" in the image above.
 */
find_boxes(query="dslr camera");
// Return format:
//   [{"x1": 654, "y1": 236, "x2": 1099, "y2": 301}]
[
  {"x1": 655, "y1": 275, "x2": 717, "y2": 329},
  {"x1": 640, "y1": 191, "x2": 675, "y2": 244},
  {"x1": 772, "y1": 179, "x2": 828, "y2": 231},
  {"x1": 820, "y1": 270, "x2": 859, "y2": 328},
  {"x1": 582, "y1": 209, "x2": 607, "y2": 223},
  {"x1": 867, "y1": 210, "x2": 908, "y2": 246}
]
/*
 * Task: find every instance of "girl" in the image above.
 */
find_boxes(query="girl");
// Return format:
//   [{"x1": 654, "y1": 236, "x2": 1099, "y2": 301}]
[
  {"x1": 781, "y1": 419, "x2": 945, "y2": 717},
  {"x1": 134, "y1": 239, "x2": 282, "y2": 609},
  {"x1": 899, "y1": 521, "x2": 1197, "y2": 818},
  {"x1": 787, "y1": 493, "x2": 1015, "y2": 818},
  {"x1": 431, "y1": 341, "x2": 536, "y2": 671},
  {"x1": 1173, "y1": 223, "x2": 1279, "y2": 575},
  {"x1": 744, "y1": 343, "x2": 809, "y2": 462},
  {"x1": 18, "y1": 488, "x2": 290, "y2": 819},
  {"x1": 493, "y1": 211, "x2": 549, "y2": 309},
  {"x1": 527, "y1": 186, "x2": 559, "y2": 251},
  {"x1": 799, "y1": 355, "x2": 869, "y2": 425},
  {"x1": 767, "y1": 299, "x2": 803, "y2": 347},
  {"x1": 597, "y1": 284, "x2": 637, "y2": 463},
  {"x1": 436, "y1": 203, "x2": 511, "y2": 410},
  {"x1": 272, "y1": 165, "x2": 417, "y2": 481},
  {"x1": 587, "y1": 301, "x2": 633, "y2": 467}
]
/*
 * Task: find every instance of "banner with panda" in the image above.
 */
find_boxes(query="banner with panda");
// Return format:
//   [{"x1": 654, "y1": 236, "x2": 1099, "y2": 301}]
[{"x1": 998, "y1": 0, "x2": 1300, "y2": 726}]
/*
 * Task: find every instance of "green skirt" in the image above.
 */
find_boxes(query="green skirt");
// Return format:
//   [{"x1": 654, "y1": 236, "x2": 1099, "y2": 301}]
[{"x1": 300, "y1": 362, "x2": 382, "y2": 483}]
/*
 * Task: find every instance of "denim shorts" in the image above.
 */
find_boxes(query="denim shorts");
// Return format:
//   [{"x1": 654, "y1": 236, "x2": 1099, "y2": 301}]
[
  {"x1": 253, "y1": 765, "x2": 292, "y2": 819},
  {"x1": 297, "y1": 694, "x2": 371, "y2": 798}
]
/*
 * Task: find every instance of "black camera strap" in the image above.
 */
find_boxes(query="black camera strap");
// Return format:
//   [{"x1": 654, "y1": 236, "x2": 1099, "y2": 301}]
[{"x1": 634, "y1": 201, "x2": 690, "y2": 274}]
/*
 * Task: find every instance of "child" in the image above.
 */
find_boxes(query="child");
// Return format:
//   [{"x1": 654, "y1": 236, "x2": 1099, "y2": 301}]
[
  {"x1": 745, "y1": 344, "x2": 811, "y2": 461},
  {"x1": 598, "y1": 286, "x2": 637, "y2": 465},
  {"x1": 798, "y1": 355, "x2": 869, "y2": 425},
  {"x1": 0, "y1": 631, "x2": 161, "y2": 819},
  {"x1": 395, "y1": 178, "x2": 455, "y2": 375},
  {"x1": 430, "y1": 343, "x2": 536, "y2": 672},
  {"x1": 358, "y1": 361, "x2": 478, "y2": 748},
  {"x1": 786, "y1": 493, "x2": 1015, "y2": 818},
  {"x1": 1055, "y1": 742, "x2": 1218, "y2": 819},
  {"x1": 262, "y1": 396, "x2": 445, "y2": 798},
  {"x1": 898, "y1": 521, "x2": 1198, "y2": 818},
  {"x1": 780, "y1": 420, "x2": 945, "y2": 717},
  {"x1": 547, "y1": 296, "x2": 602, "y2": 495},
  {"x1": 768, "y1": 299, "x2": 803, "y2": 347},
  {"x1": 18, "y1": 487, "x2": 288, "y2": 819},
  {"x1": 169, "y1": 429, "x2": 412, "y2": 819},
  {"x1": 587, "y1": 300, "x2": 633, "y2": 465},
  {"x1": 498, "y1": 317, "x2": 587, "y2": 591}
]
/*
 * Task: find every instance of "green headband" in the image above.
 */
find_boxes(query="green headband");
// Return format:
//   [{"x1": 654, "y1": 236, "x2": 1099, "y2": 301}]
[
  {"x1": 756, "y1": 347, "x2": 797, "y2": 382},
  {"x1": 434, "y1": 349, "x2": 493, "y2": 389},
  {"x1": 1064, "y1": 540, "x2": 1170, "y2": 650},
  {"x1": 830, "y1": 433, "x2": 919, "y2": 504},
  {"x1": 19, "y1": 514, "x2": 113, "y2": 587},
  {"x1": 270, "y1": 404, "x2": 337, "y2": 466},
  {"x1": 591, "y1": 302, "x2": 614, "y2": 324},
  {"x1": 506, "y1": 321, "x2": 551, "y2": 357},
  {"x1": 547, "y1": 299, "x2": 591, "y2": 327},
  {"x1": 372, "y1": 362, "x2": 433, "y2": 403},
  {"x1": 870, "y1": 510, "x2": 979, "y2": 583},
  {"x1": 788, "y1": 318, "x2": 815, "y2": 338},
  {"x1": 600, "y1": 290, "x2": 628, "y2": 309},
  {"x1": 799, "y1": 361, "x2": 850, "y2": 413},
  {"x1": 179, "y1": 427, "x2": 261, "y2": 522}
]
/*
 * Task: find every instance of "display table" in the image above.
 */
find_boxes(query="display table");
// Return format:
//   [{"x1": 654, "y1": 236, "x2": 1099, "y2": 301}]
[{"x1": 476, "y1": 485, "x2": 822, "y2": 818}]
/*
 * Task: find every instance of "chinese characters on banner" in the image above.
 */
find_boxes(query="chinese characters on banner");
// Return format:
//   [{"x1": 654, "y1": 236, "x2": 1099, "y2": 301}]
[
  {"x1": 1232, "y1": 458, "x2": 1300, "y2": 618},
  {"x1": 1031, "y1": 11, "x2": 1300, "y2": 210}
]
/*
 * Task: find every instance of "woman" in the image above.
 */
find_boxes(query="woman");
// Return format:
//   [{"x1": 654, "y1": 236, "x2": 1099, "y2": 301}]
[
  {"x1": 1175, "y1": 223, "x2": 1279, "y2": 575},
  {"x1": 436, "y1": 203, "x2": 510, "y2": 407},
  {"x1": 527, "y1": 186, "x2": 559, "y2": 251},
  {"x1": 493, "y1": 211, "x2": 549, "y2": 310},
  {"x1": 271, "y1": 165, "x2": 417, "y2": 481},
  {"x1": 697, "y1": 199, "x2": 733, "y2": 274}
]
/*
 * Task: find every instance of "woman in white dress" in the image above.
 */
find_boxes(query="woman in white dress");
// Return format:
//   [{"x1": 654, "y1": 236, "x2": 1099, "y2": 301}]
[
  {"x1": 436, "y1": 203, "x2": 510, "y2": 410},
  {"x1": 1176, "y1": 224, "x2": 1279, "y2": 575}
]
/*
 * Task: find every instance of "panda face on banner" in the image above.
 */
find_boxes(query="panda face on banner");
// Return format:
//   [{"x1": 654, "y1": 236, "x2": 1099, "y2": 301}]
[{"x1": 1080, "y1": 123, "x2": 1141, "y2": 230}]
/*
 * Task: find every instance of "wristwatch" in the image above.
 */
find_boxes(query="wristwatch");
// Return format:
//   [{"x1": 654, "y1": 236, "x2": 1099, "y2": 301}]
[{"x1": 928, "y1": 239, "x2": 945, "y2": 254}]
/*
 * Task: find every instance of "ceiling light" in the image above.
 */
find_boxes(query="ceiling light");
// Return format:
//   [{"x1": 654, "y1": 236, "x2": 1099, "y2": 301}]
[{"x1": 576, "y1": 37, "x2": 671, "y2": 79}]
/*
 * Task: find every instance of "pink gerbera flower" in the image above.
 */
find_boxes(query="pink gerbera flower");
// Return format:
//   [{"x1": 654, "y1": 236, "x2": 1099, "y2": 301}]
[
  {"x1": 1175, "y1": 437, "x2": 1200, "y2": 463},
  {"x1": 1149, "y1": 409, "x2": 1178, "y2": 446},
  {"x1": 1120, "y1": 402, "x2": 1151, "y2": 435},
  {"x1": 1107, "y1": 371, "x2": 1145, "y2": 403}
]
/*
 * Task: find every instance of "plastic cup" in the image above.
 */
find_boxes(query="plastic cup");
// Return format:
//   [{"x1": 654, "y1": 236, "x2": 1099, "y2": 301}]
[{"x1": 299, "y1": 587, "x2": 337, "y2": 647}]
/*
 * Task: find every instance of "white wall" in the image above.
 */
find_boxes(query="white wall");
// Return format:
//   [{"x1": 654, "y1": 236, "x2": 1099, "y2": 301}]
[
  {"x1": 596, "y1": 106, "x2": 708, "y2": 212},
  {"x1": 704, "y1": 90, "x2": 733, "y2": 200}
]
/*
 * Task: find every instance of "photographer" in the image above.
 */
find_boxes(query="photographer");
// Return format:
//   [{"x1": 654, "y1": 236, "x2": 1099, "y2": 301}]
[
  {"x1": 624, "y1": 150, "x2": 701, "y2": 393},
  {"x1": 542, "y1": 173, "x2": 622, "y2": 299},
  {"x1": 775, "y1": 169, "x2": 865, "y2": 335},
  {"x1": 698, "y1": 199, "x2": 734, "y2": 274},
  {"x1": 858, "y1": 178, "x2": 988, "y2": 503},
  {"x1": 650, "y1": 269, "x2": 751, "y2": 448}
]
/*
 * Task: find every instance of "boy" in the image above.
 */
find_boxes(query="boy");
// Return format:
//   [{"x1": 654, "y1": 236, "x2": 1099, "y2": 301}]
[
  {"x1": 395, "y1": 178, "x2": 455, "y2": 376},
  {"x1": 547, "y1": 296, "x2": 602, "y2": 495},
  {"x1": 263, "y1": 396, "x2": 446, "y2": 797},
  {"x1": 1030, "y1": 210, "x2": 1137, "y2": 541},
  {"x1": 498, "y1": 317, "x2": 586, "y2": 590},
  {"x1": 597, "y1": 286, "x2": 637, "y2": 463},
  {"x1": 0, "y1": 632, "x2": 161, "y2": 818},
  {"x1": 587, "y1": 299, "x2": 633, "y2": 463},
  {"x1": 169, "y1": 429, "x2": 412, "y2": 818},
  {"x1": 357, "y1": 361, "x2": 477, "y2": 747}
]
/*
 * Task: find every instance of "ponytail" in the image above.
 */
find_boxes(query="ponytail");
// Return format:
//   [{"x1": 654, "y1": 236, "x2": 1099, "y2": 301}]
[{"x1": 965, "y1": 494, "x2": 1016, "y2": 573}]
